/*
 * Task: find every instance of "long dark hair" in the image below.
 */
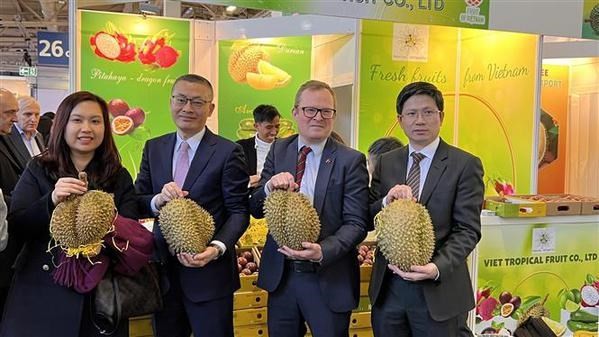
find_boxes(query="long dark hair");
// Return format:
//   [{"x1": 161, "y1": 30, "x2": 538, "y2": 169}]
[{"x1": 41, "y1": 91, "x2": 122, "y2": 189}]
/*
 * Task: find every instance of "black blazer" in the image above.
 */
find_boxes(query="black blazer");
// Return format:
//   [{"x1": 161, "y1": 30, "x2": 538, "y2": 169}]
[
  {"x1": 236, "y1": 137, "x2": 257, "y2": 175},
  {"x1": 368, "y1": 139, "x2": 484, "y2": 321},
  {"x1": 249, "y1": 135, "x2": 369, "y2": 312},
  {"x1": 1, "y1": 159, "x2": 138, "y2": 337},
  {"x1": 135, "y1": 128, "x2": 250, "y2": 303}
]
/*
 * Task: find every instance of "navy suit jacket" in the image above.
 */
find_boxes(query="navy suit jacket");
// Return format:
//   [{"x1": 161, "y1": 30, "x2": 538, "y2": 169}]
[
  {"x1": 135, "y1": 128, "x2": 249, "y2": 302},
  {"x1": 368, "y1": 139, "x2": 484, "y2": 321},
  {"x1": 249, "y1": 135, "x2": 369, "y2": 312}
]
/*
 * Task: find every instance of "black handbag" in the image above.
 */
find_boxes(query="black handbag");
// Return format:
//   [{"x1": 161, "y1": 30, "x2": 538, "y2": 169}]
[
  {"x1": 92, "y1": 263, "x2": 163, "y2": 335},
  {"x1": 513, "y1": 317, "x2": 558, "y2": 337}
]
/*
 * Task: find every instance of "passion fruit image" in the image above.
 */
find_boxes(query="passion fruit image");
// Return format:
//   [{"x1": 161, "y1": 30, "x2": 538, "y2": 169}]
[{"x1": 111, "y1": 115, "x2": 135, "y2": 135}]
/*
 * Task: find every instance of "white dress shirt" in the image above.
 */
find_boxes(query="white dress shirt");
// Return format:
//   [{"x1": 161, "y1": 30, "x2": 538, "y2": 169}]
[{"x1": 14, "y1": 124, "x2": 41, "y2": 156}]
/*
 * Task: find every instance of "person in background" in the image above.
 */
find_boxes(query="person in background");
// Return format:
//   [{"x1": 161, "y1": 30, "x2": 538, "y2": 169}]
[
  {"x1": 0, "y1": 88, "x2": 18, "y2": 322},
  {"x1": 37, "y1": 111, "x2": 55, "y2": 145},
  {"x1": 249, "y1": 80, "x2": 369, "y2": 337},
  {"x1": 367, "y1": 137, "x2": 404, "y2": 177},
  {"x1": 368, "y1": 82, "x2": 484, "y2": 337},
  {"x1": 0, "y1": 91, "x2": 140, "y2": 337},
  {"x1": 236, "y1": 104, "x2": 281, "y2": 188},
  {"x1": 135, "y1": 74, "x2": 249, "y2": 337},
  {"x1": 5, "y1": 96, "x2": 45, "y2": 167}
]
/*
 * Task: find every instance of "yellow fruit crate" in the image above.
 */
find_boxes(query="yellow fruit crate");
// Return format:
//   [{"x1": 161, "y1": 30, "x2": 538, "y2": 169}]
[
  {"x1": 234, "y1": 290, "x2": 268, "y2": 310},
  {"x1": 354, "y1": 296, "x2": 372, "y2": 312},
  {"x1": 359, "y1": 281, "x2": 369, "y2": 297},
  {"x1": 360, "y1": 265, "x2": 372, "y2": 281},
  {"x1": 349, "y1": 328, "x2": 374, "y2": 337},
  {"x1": 129, "y1": 315, "x2": 153, "y2": 337},
  {"x1": 350, "y1": 311, "x2": 372, "y2": 329},
  {"x1": 233, "y1": 307, "x2": 268, "y2": 327},
  {"x1": 234, "y1": 323, "x2": 268, "y2": 337}
]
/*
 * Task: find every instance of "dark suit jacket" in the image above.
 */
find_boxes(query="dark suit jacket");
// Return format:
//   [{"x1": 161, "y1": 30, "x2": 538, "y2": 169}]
[
  {"x1": 1, "y1": 159, "x2": 138, "y2": 337},
  {"x1": 237, "y1": 137, "x2": 257, "y2": 175},
  {"x1": 0, "y1": 133, "x2": 30, "y2": 289},
  {"x1": 249, "y1": 135, "x2": 369, "y2": 313},
  {"x1": 6, "y1": 125, "x2": 46, "y2": 169},
  {"x1": 368, "y1": 139, "x2": 484, "y2": 321},
  {"x1": 135, "y1": 128, "x2": 249, "y2": 303}
]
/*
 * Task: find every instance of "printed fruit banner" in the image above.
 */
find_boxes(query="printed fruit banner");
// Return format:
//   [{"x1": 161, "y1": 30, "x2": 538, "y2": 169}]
[
  {"x1": 538, "y1": 64, "x2": 569, "y2": 194},
  {"x1": 475, "y1": 221, "x2": 599, "y2": 336},
  {"x1": 582, "y1": 0, "x2": 599, "y2": 40},
  {"x1": 78, "y1": 10, "x2": 190, "y2": 177},
  {"x1": 358, "y1": 20, "x2": 538, "y2": 194},
  {"x1": 218, "y1": 37, "x2": 312, "y2": 141}
]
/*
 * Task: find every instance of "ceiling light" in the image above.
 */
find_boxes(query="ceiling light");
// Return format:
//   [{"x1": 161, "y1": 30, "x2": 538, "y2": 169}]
[{"x1": 226, "y1": 5, "x2": 237, "y2": 13}]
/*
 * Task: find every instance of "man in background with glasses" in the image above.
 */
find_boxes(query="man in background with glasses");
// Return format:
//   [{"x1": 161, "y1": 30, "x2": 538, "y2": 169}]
[
  {"x1": 249, "y1": 80, "x2": 369, "y2": 337},
  {"x1": 135, "y1": 74, "x2": 249, "y2": 337},
  {"x1": 369, "y1": 81, "x2": 484, "y2": 337}
]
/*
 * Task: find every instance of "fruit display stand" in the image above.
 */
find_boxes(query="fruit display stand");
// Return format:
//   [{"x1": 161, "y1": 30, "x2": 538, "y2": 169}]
[
  {"x1": 234, "y1": 247, "x2": 269, "y2": 337},
  {"x1": 472, "y1": 215, "x2": 599, "y2": 336}
]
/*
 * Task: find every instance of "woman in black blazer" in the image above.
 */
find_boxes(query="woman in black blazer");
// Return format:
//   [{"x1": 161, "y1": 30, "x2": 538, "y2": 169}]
[{"x1": 0, "y1": 91, "x2": 141, "y2": 337}]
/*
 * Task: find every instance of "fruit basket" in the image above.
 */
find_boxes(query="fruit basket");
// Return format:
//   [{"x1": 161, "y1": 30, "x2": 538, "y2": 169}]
[{"x1": 236, "y1": 247, "x2": 261, "y2": 292}]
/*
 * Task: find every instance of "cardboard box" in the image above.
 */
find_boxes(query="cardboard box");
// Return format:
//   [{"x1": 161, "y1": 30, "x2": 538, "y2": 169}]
[
  {"x1": 237, "y1": 247, "x2": 261, "y2": 292},
  {"x1": 234, "y1": 324, "x2": 268, "y2": 337},
  {"x1": 484, "y1": 196, "x2": 546, "y2": 217},
  {"x1": 359, "y1": 282, "x2": 369, "y2": 297},
  {"x1": 360, "y1": 265, "x2": 372, "y2": 281},
  {"x1": 354, "y1": 296, "x2": 372, "y2": 312},
  {"x1": 234, "y1": 290, "x2": 268, "y2": 310},
  {"x1": 234, "y1": 307, "x2": 267, "y2": 327},
  {"x1": 349, "y1": 328, "x2": 374, "y2": 337},
  {"x1": 350, "y1": 311, "x2": 372, "y2": 329},
  {"x1": 516, "y1": 194, "x2": 582, "y2": 216},
  {"x1": 578, "y1": 196, "x2": 599, "y2": 215}
]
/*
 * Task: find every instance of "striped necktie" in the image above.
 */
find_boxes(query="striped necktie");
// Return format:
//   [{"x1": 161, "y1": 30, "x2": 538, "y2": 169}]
[
  {"x1": 406, "y1": 152, "x2": 425, "y2": 200},
  {"x1": 295, "y1": 146, "x2": 312, "y2": 189}
]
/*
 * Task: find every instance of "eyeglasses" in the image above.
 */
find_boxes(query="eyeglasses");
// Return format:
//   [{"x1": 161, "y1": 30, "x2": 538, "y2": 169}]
[
  {"x1": 298, "y1": 106, "x2": 336, "y2": 119},
  {"x1": 400, "y1": 110, "x2": 440, "y2": 120},
  {"x1": 171, "y1": 95, "x2": 211, "y2": 109}
]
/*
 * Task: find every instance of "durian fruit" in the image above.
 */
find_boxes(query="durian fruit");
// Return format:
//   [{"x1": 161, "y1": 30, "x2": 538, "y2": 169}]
[
  {"x1": 227, "y1": 42, "x2": 269, "y2": 83},
  {"x1": 50, "y1": 196, "x2": 81, "y2": 248},
  {"x1": 158, "y1": 198, "x2": 215, "y2": 254},
  {"x1": 374, "y1": 199, "x2": 435, "y2": 271},
  {"x1": 263, "y1": 190, "x2": 321, "y2": 250},
  {"x1": 518, "y1": 294, "x2": 550, "y2": 327},
  {"x1": 75, "y1": 190, "x2": 116, "y2": 246}
]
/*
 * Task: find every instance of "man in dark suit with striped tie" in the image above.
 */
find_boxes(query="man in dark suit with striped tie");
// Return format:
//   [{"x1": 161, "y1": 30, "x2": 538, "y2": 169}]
[
  {"x1": 369, "y1": 82, "x2": 485, "y2": 337},
  {"x1": 249, "y1": 80, "x2": 369, "y2": 337}
]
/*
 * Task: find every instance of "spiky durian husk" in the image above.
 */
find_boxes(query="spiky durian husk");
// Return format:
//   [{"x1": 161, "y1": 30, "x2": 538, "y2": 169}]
[
  {"x1": 227, "y1": 43, "x2": 268, "y2": 83},
  {"x1": 375, "y1": 199, "x2": 435, "y2": 271},
  {"x1": 264, "y1": 190, "x2": 321, "y2": 250},
  {"x1": 50, "y1": 196, "x2": 81, "y2": 248},
  {"x1": 518, "y1": 303, "x2": 550, "y2": 326},
  {"x1": 75, "y1": 190, "x2": 115, "y2": 245},
  {"x1": 158, "y1": 198, "x2": 215, "y2": 254}
]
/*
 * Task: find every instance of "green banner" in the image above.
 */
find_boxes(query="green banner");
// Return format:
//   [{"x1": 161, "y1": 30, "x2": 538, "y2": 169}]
[
  {"x1": 582, "y1": 0, "x2": 599, "y2": 40},
  {"x1": 200, "y1": 0, "x2": 489, "y2": 29},
  {"x1": 475, "y1": 220, "x2": 599, "y2": 336},
  {"x1": 218, "y1": 37, "x2": 312, "y2": 141},
  {"x1": 358, "y1": 20, "x2": 537, "y2": 194},
  {"x1": 79, "y1": 10, "x2": 190, "y2": 178}
]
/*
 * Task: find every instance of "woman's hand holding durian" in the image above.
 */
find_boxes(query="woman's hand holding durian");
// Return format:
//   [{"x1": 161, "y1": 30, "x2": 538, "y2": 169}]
[{"x1": 51, "y1": 177, "x2": 88, "y2": 206}]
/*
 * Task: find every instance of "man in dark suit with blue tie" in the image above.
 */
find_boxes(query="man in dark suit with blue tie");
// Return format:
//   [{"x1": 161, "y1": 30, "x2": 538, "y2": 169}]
[
  {"x1": 249, "y1": 80, "x2": 370, "y2": 337},
  {"x1": 369, "y1": 82, "x2": 485, "y2": 337},
  {"x1": 135, "y1": 74, "x2": 249, "y2": 337}
]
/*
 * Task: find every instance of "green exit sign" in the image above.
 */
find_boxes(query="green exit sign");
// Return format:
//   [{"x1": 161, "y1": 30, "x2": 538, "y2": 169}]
[{"x1": 19, "y1": 66, "x2": 37, "y2": 77}]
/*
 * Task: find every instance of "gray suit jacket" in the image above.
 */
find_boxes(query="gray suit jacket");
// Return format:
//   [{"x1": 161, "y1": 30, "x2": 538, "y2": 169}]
[
  {"x1": 6, "y1": 124, "x2": 46, "y2": 168},
  {"x1": 368, "y1": 139, "x2": 484, "y2": 321}
]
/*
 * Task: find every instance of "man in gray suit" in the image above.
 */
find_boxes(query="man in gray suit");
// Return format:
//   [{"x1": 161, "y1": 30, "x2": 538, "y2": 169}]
[
  {"x1": 369, "y1": 82, "x2": 484, "y2": 337},
  {"x1": 250, "y1": 80, "x2": 369, "y2": 337},
  {"x1": 6, "y1": 96, "x2": 45, "y2": 166}
]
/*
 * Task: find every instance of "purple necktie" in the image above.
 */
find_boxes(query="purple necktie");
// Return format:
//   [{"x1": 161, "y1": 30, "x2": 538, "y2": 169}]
[
  {"x1": 295, "y1": 146, "x2": 312, "y2": 189},
  {"x1": 173, "y1": 141, "x2": 190, "y2": 187}
]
